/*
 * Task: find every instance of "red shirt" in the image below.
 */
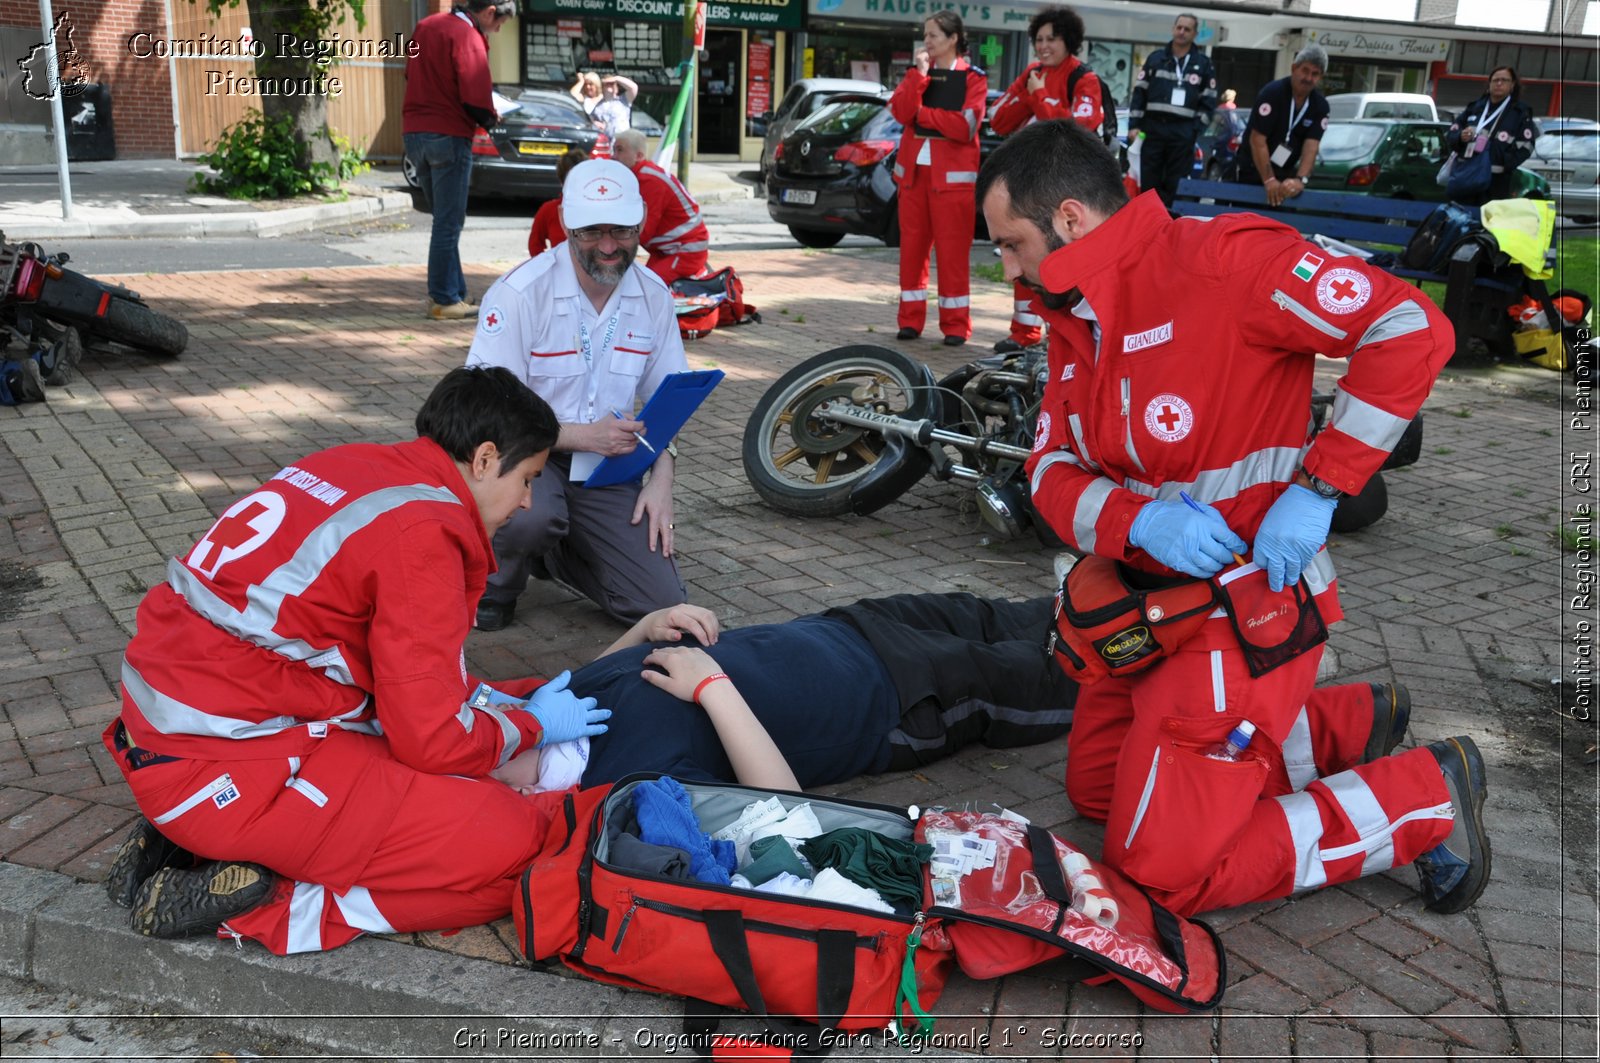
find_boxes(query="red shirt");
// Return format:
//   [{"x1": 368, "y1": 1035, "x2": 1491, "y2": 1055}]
[
  {"x1": 402, "y1": 11, "x2": 493, "y2": 138},
  {"x1": 633, "y1": 159, "x2": 709, "y2": 260},
  {"x1": 887, "y1": 60, "x2": 987, "y2": 193},
  {"x1": 529, "y1": 198, "x2": 566, "y2": 256},
  {"x1": 119, "y1": 437, "x2": 545, "y2": 773},
  {"x1": 1025, "y1": 193, "x2": 1453, "y2": 612},
  {"x1": 990, "y1": 56, "x2": 1105, "y2": 139}
]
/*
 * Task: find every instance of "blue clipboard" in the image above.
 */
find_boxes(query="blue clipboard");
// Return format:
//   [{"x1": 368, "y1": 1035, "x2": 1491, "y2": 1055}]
[{"x1": 583, "y1": 369, "x2": 725, "y2": 488}]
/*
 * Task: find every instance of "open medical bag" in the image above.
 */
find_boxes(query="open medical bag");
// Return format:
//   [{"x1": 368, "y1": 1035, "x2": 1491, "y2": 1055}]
[{"x1": 513, "y1": 774, "x2": 1224, "y2": 1047}]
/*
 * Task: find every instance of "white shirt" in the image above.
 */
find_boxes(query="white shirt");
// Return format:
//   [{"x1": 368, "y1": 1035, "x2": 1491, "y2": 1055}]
[{"x1": 467, "y1": 243, "x2": 688, "y2": 432}]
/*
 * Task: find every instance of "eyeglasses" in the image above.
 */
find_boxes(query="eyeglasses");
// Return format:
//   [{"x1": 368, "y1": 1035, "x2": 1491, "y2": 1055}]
[{"x1": 569, "y1": 225, "x2": 640, "y2": 243}]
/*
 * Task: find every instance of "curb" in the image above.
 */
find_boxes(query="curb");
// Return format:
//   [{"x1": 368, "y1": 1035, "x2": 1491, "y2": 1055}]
[{"x1": 0, "y1": 191, "x2": 415, "y2": 241}]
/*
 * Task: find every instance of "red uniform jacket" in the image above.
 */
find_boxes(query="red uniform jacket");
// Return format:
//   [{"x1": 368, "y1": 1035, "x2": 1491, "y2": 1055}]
[
  {"x1": 634, "y1": 159, "x2": 710, "y2": 261},
  {"x1": 529, "y1": 198, "x2": 566, "y2": 256},
  {"x1": 989, "y1": 56, "x2": 1104, "y2": 139},
  {"x1": 888, "y1": 61, "x2": 987, "y2": 193},
  {"x1": 1025, "y1": 193, "x2": 1454, "y2": 619},
  {"x1": 119, "y1": 437, "x2": 545, "y2": 774},
  {"x1": 402, "y1": 11, "x2": 493, "y2": 138}
]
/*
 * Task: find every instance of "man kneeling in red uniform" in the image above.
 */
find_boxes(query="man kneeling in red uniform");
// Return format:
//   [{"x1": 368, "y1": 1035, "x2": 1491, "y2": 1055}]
[
  {"x1": 611, "y1": 129, "x2": 711, "y2": 285},
  {"x1": 101, "y1": 367, "x2": 613, "y2": 955}
]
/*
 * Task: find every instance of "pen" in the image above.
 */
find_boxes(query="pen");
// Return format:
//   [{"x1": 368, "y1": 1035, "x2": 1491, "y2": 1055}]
[
  {"x1": 610, "y1": 408, "x2": 655, "y2": 454},
  {"x1": 1179, "y1": 491, "x2": 1247, "y2": 566}
]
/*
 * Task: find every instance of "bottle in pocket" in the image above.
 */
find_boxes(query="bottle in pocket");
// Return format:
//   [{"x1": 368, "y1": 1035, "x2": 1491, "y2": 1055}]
[{"x1": 1202, "y1": 720, "x2": 1257, "y2": 762}]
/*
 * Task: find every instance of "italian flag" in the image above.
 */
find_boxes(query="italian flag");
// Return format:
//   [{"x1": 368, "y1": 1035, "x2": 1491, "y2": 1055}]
[{"x1": 1292, "y1": 253, "x2": 1324, "y2": 282}]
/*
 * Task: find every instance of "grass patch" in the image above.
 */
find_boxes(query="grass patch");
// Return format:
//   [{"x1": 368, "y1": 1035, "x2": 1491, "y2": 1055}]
[
  {"x1": 1556, "y1": 523, "x2": 1594, "y2": 553},
  {"x1": 1553, "y1": 234, "x2": 1598, "y2": 305},
  {"x1": 1452, "y1": 408, "x2": 1472, "y2": 418},
  {"x1": 1435, "y1": 446, "x2": 1454, "y2": 455},
  {"x1": 973, "y1": 260, "x2": 1007, "y2": 285},
  {"x1": 1494, "y1": 523, "x2": 1517, "y2": 539}
]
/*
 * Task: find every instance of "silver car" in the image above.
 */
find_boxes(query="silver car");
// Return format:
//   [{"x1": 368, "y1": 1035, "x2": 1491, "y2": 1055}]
[
  {"x1": 759, "y1": 77, "x2": 887, "y2": 180},
  {"x1": 1522, "y1": 119, "x2": 1600, "y2": 223}
]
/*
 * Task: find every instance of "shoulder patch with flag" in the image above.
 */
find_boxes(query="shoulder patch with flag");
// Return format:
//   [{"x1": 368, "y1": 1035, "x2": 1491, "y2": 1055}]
[{"x1": 1292, "y1": 252, "x2": 1324, "y2": 283}]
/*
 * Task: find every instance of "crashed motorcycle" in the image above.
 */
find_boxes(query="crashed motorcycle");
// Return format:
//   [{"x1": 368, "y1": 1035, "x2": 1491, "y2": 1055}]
[
  {"x1": 741, "y1": 344, "x2": 1422, "y2": 542},
  {"x1": 0, "y1": 232, "x2": 189, "y2": 390}
]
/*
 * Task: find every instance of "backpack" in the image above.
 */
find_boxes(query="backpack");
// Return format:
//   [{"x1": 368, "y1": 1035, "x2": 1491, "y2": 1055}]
[
  {"x1": 1067, "y1": 63, "x2": 1119, "y2": 148},
  {"x1": 672, "y1": 266, "x2": 760, "y2": 341},
  {"x1": 1400, "y1": 203, "x2": 1485, "y2": 274}
]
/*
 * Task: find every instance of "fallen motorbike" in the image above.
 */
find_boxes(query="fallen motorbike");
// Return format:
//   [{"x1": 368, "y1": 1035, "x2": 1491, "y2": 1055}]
[
  {"x1": 741, "y1": 344, "x2": 1422, "y2": 542},
  {"x1": 0, "y1": 232, "x2": 189, "y2": 388}
]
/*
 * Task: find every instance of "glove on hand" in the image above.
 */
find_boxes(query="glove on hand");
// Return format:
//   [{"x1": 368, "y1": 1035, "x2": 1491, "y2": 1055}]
[
  {"x1": 1128, "y1": 497, "x2": 1248, "y2": 578},
  {"x1": 523, "y1": 670, "x2": 611, "y2": 747},
  {"x1": 1253, "y1": 484, "x2": 1338, "y2": 592}
]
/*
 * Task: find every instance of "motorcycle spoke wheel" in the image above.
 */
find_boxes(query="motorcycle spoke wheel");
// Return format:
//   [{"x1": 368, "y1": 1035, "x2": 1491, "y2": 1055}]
[{"x1": 742, "y1": 346, "x2": 933, "y2": 518}]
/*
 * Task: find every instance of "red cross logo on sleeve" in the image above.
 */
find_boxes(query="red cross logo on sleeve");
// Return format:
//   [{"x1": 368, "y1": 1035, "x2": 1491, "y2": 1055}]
[
  {"x1": 1329, "y1": 278, "x2": 1359, "y2": 303},
  {"x1": 485, "y1": 311, "x2": 499, "y2": 328},
  {"x1": 1315, "y1": 267, "x2": 1372, "y2": 315},
  {"x1": 188, "y1": 491, "x2": 287, "y2": 579}
]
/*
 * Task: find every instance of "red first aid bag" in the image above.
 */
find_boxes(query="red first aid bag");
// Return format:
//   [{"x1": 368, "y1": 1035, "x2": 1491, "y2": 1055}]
[
  {"x1": 514, "y1": 774, "x2": 1225, "y2": 1045},
  {"x1": 673, "y1": 267, "x2": 760, "y2": 340}
]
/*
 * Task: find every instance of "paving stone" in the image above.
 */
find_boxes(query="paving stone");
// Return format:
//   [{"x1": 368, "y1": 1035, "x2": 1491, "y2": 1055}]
[
  {"x1": 1425, "y1": 998, "x2": 1516, "y2": 1054},
  {"x1": 1406, "y1": 942, "x2": 1501, "y2": 1008},
  {"x1": 1293, "y1": 1018, "x2": 1369, "y2": 1061},
  {"x1": 1259, "y1": 886, "x2": 1379, "y2": 948},
  {"x1": 1315, "y1": 932, "x2": 1456, "y2": 1014}
]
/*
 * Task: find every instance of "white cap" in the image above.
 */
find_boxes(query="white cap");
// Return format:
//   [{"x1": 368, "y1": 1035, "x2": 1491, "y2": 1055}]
[{"x1": 561, "y1": 159, "x2": 644, "y2": 231}]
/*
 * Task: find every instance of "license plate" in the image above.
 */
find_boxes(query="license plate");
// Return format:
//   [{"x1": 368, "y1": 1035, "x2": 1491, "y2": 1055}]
[
  {"x1": 1543, "y1": 170, "x2": 1571, "y2": 181},
  {"x1": 781, "y1": 188, "x2": 817, "y2": 205},
  {"x1": 516, "y1": 141, "x2": 567, "y2": 156}
]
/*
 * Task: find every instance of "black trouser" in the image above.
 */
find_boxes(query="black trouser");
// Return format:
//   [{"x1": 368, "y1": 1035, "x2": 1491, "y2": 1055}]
[
  {"x1": 1140, "y1": 120, "x2": 1198, "y2": 207},
  {"x1": 825, "y1": 593, "x2": 1076, "y2": 769}
]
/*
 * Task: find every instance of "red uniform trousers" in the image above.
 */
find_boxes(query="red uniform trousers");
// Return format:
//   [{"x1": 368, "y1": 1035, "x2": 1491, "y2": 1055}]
[
  {"x1": 1008, "y1": 280, "x2": 1044, "y2": 346},
  {"x1": 646, "y1": 249, "x2": 709, "y2": 286},
  {"x1": 896, "y1": 178, "x2": 975, "y2": 340},
  {"x1": 1066, "y1": 623, "x2": 1453, "y2": 916},
  {"x1": 106, "y1": 725, "x2": 561, "y2": 955}
]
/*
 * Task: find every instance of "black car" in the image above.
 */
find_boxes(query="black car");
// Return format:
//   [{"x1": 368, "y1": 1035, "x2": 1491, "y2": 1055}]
[
  {"x1": 765, "y1": 91, "x2": 1004, "y2": 249},
  {"x1": 403, "y1": 87, "x2": 603, "y2": 205}
]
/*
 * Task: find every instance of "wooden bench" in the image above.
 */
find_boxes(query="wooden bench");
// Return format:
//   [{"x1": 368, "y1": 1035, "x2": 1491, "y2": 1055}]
[{"x1": 1172, "y1": 179, "x2": 1520, "y2": 358}]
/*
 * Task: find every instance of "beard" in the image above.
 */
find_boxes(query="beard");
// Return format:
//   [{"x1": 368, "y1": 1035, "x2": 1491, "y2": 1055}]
[
  {"x1": 573, "y1": 240, "x2": 634, "y2": 287},
  {"x1": 1023, "y1": 225, "x2": 1080, "y2": 309}
]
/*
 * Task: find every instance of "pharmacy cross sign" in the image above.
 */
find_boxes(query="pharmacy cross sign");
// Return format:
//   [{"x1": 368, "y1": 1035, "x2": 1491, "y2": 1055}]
[{"x1": 979, "y1": 35, "x2": 1002, "y2": 69}]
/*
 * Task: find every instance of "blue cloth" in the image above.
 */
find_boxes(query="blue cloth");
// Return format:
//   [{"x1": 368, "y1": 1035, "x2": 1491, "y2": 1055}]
[
  {"x1": 632, "y1": 777, "x2": 736, "y2": 886},
  {"x1": 403, "y1": 131, "x2": 472, "y2": 305},
  {"x1": 575, "y1": 616, "x2": 899, "y2": 788}
]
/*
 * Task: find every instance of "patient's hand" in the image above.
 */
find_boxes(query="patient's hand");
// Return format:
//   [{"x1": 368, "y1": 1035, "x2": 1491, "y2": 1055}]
[
  {"x1": 640, "y1": 646, "x2": 724, "y2": 703},
  {"x1": 491, "y1": 747, "x2": 543, "y2": 796},
  {"x1": 641, "y1": 604, "x2": 720, "y2": 646}
]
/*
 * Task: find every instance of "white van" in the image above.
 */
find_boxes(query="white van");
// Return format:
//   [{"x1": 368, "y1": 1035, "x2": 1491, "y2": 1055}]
[{"x1": 1324, "y1": 93, "x2": 1439, "y2": 122}]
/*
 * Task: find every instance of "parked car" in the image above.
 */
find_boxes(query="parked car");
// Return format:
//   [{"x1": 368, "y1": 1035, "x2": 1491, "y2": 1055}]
[
  {"x1": 1195, "y1": 108, "x2": 1247, "y2": 179},
  {"x1": 1309, "y1": 119, "x2": 1548, "y2": 201},
  {"x1": 1522, "y1": 121, "x2": 1600, "y2": 223},
  {"x1": 1325, "y1": 92, "x2": 1439, "y2": 122},
  {"x1": 758, "y1": 78, "x2": 887, "y2": 180},
  {"x1": 764, "y1": 91, "x2": 1008, "y2": 249},
  {"x1": 402, "y1": 88, "x2": 603, "y2": 203}
]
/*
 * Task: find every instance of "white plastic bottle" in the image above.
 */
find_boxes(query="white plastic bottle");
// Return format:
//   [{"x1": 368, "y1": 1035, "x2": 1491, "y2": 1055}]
[{"x1": 1203, "y1": 721, "x2": 1257, "y2": 762}]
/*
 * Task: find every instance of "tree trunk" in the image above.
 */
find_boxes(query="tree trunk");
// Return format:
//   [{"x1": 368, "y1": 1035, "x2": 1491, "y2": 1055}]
[{"x1": 242, "y1": 0, "x2": 338, "y2": 174}]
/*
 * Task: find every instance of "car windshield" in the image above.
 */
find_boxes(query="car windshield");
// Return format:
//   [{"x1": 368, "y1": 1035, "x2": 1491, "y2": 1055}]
[
  {"x1": 1533, "y1": 131, "x2": 1600, "y2": 162},
  {"x1": 798, "y1": 99, "x2": 888, "y2": 137},
  {"x1": 510, "y1": 96, "x2": 584, "y2": 124},
  {"x1": 1363, "y1": 102, "x2": 1433, "y2": 119},
  {"x1": 1317, "y1": 124, "x2": 1387, "y2": 161}
]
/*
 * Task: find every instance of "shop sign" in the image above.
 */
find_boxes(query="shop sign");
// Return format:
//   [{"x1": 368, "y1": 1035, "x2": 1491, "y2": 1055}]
[
  {"x1": 810, "y1": 0, "x2": 1037, "y2": 32},
  {"x1": 529, "y1": 0, "x2": 802, "y2": 30},
  {"x1": 556, "y1": 18, "x2": 583, "y2": 37},
  {"x1": 1304, "y1": 28, "x2": 1449, "y2": 62},
  {"x1": 747, "y1": 38, "x2": 772, "y2": 117}
]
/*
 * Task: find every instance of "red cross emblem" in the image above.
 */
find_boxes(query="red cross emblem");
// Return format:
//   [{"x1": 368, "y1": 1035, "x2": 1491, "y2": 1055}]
[
  {"x1": 1315, "y1": 268, "x2": 1372, "y2": 316},
  {"x1": 1155, "y1": 405, "x2": 1182, "y2": 432},
  {"x1": 596, "y1": 183, "x2": 609, "y2": 195},
  {"x1": 485, "y1": 311, "x2": 499, "y2": 328},
  {"x1": 188, "y1": 491, "x2": 286, "y2": 578},
  {"x1": 1143, "y1": 393, "x2": 1193, "y2": 442}
]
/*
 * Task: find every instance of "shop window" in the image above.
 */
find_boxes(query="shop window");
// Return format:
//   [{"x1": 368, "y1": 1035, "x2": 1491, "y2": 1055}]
[{"x1": 1454, "y1": 41, "x2": 1491, "y2": 74}]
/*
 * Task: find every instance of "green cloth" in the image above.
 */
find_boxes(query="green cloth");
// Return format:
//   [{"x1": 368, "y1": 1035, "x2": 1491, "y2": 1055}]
[
  {"x1": 799, "y1": 829, "x2": 933, "y2": 909},
  {"x1": 741, "y1": 835, "x2": 811, "y2": 886}
]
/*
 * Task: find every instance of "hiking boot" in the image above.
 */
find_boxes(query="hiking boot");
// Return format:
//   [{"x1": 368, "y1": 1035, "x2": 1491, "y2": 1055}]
[
  {"x1": 476, "y1": 597, "x2": 516, "y2": 632},
  {"x1": 1363, "y1": 682, "x2": 1411, "y2": 762},
  {"x1": 38, "y1": 326, "x2": 82, "y2": 386},
  {"x1": 130, "y1": 861, "x2": 275, "y2": 938},
  {"x1": 1414, "y1": 736, "x2": 1491, "y2": 914},
  {"x1": 427, "y1": 299, "x2": 477, "y2": 321},
  {"x1": 105, "y1": 817, "x2": 194, "y2": 909}
]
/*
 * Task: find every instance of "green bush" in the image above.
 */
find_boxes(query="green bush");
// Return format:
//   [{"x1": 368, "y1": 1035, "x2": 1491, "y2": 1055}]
[{"x1": 191, "y1": 113, "x2": 369, "y2": 199}]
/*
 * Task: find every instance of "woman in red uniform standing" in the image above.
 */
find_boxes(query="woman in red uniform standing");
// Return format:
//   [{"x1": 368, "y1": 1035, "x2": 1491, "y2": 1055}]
[{"x1": 889, "y1": 11, "x2": 987, "y2": 346}]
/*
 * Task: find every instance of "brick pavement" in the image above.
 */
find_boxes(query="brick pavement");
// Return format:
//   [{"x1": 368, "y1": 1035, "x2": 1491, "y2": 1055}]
[{"x1": 0, "y1": 247, "x2": 1595, "y2": 1059}]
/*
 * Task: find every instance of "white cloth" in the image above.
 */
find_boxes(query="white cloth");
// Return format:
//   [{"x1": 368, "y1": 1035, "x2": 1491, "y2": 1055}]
[
  {"x1": 714, "y1": 797, "x2": 823, "y2": 865},
  {"x1": 466, "y1": 243, "x2": 688, "y2": 430},
  {"x1": 730, "y1": 869, "x2": 895, "y2": 914},
  {"x1": 529, "y1": 737, "x2": 590, "y2": 793}
]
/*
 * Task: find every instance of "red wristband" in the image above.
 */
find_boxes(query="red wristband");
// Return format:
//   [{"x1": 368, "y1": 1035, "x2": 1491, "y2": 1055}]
[{"x1": 693, "y1": 672, "x2": 730, "y2": 704}]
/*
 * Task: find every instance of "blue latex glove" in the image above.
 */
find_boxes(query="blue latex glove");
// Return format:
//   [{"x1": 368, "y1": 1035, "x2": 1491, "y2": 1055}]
[
  {"x1": 522, "y1": 670, "x2": 611, "y2": 747},
  {"x1": 1128, "y1": 497, "x2": 1248, "y2": 578},
  {"x1": 1253, "y1": 483, "x2": 1338, "y2": 592}
]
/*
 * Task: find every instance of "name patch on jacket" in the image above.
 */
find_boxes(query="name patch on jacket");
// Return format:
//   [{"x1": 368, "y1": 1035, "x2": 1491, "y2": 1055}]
[{"x1": 1123, "y1": 322, "x2": 1173, "y2": 353}]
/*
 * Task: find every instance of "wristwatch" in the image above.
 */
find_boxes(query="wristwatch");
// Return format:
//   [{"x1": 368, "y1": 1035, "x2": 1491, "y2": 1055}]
[{"x1": 1299, "y1": 469, "x2": 1345, "y2": 500}]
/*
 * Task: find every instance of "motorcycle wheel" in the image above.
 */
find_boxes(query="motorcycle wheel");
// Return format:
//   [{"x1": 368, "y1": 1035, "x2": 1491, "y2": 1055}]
[
  {"x1": 93, "y1": 294, "x2": 189, "y2": 358},
  {"x1": 743, "y1": 345, "x2": 935, "y2": 518},
  {"x1": 1330, "y1": 471, "x2": 1388, "y2": 533}
]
